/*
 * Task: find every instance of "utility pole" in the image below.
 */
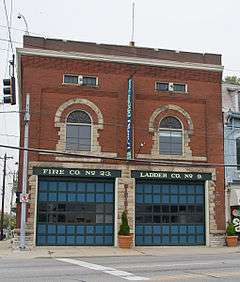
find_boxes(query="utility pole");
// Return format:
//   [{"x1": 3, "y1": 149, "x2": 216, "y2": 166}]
[
  {"x1": 10, "y1": 171, "x2": 17, "y2": 215},
  {"x1": 0, "y1": 153, "x2": 13, "y2": 240},
  {"x1": 19, "y1": 94, "x2": 30, "y2": 250}
]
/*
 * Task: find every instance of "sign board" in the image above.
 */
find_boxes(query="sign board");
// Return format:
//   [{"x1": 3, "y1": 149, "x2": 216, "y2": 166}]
[
  {"x1": 20, "y1": 193, "x2": 29, "y2": 203},
  {"x1": 131, "y1": 170, "x2": 212, "y2": 181},
  {"x1": 33, "y1": 167, "x2": 121, "y2": 178},
  {"x1": 126, "y1": 78, "x2": 133, "y2": 160}
]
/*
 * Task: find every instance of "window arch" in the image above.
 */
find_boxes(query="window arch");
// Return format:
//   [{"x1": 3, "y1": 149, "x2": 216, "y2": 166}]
[
  {"x1": 159, "y1": 116, "x2": 183, "y2": 155},
  {"x1": 66, "y1": 110, "x2": 91, "y2": 151}
]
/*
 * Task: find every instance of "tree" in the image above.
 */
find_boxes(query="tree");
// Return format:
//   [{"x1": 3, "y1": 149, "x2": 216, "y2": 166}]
[
  {"x1": 1, "y1": 213, "x2": 16, "y2": 230},
  {"x1": 118, "y1": 211, "x2": 130, "y2": 235},
  {"x1": 224, "y1": 76, "x2": 240, "y2": 85}
]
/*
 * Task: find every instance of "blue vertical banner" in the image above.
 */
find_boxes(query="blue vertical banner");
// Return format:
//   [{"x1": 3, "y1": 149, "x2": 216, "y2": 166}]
[{"x1": 127, "y1": 78, "x2": 133, "y2": 160}]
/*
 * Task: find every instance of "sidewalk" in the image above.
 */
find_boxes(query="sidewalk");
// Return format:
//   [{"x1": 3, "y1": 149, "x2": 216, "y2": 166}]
[{"x1": 1, "y1": 240, "x2": 240, "y2": 259}]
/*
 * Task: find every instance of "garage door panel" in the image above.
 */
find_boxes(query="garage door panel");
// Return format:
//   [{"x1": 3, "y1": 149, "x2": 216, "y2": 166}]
[
  {"x1": 135, "y1": 181, "x2": 205, "y2": 246},
  {"x1": 37, "y1": 178, "x2": 114, "y2": 246}
]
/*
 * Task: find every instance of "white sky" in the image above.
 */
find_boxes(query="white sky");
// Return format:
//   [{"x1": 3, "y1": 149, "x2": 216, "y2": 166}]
[{"x1": 0, "y1": 0, "x2": 240, "y2": 212}]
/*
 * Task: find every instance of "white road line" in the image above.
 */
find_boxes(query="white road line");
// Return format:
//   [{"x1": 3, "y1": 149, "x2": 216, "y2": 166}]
[{"x1": 56, "y1": 258, "x2": 149, "y2": 281}]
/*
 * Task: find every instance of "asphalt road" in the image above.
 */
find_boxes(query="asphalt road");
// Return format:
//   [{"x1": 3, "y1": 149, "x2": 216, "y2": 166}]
[{"x1": 1, "y1": 252, "x2": 240, "y2": 281}]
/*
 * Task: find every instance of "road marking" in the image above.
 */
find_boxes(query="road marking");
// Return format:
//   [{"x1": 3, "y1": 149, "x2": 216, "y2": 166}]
[{"x1": 57, "y1": 258, "x2": 149, "y2": 281}]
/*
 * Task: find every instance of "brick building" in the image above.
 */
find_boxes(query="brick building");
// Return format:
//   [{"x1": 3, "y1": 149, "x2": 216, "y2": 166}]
[{"x1": 16, "y1": 35, "x2": 225, "y2": 247}]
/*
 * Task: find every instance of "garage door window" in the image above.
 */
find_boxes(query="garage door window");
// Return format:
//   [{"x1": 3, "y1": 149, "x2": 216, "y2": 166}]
[
  {"x1": 135, "y1": 182, "x2": 205, "y2": 246},
  {"x1": 37, "y1": 179, "x2": 114, "y2": 246}
]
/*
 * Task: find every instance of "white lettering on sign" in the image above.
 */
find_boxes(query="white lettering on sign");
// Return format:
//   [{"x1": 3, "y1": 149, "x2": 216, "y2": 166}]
[
  {"x1": 184, "y1": 174, "x2": 193, "y2": 179},
  {"x1": 42, "y1": 168, "x2": 65, "y2": 175},
  {"x1": 140, "y1": 172, "x2": 168, "y2": 178},
  {"x1": 100, "y1": 171, "x2": 111, "y2": 177},
  {"x1": 85, "y1": 170, "x2": 96, "y2": 176},
  {"x1": 69, "y1": 170, "x2": 81, "y2": 176},
  {"x1": 171, "y1": 173, "x2": 181, "y2": 179}
]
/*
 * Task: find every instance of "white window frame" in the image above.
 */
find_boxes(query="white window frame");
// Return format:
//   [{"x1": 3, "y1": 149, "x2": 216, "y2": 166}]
[
  {"x1": 158, "y1": 117, "x2": 184, "y2": 156},
  {"x1": 66, "y1": 110, "x2": 93, "y2": 152},
  {"x1": 63, "y1": 74, "x2": 98, "y2": 87},
  {"x1": 155, "y1": 81, "x2": 187, "y2": 93}
]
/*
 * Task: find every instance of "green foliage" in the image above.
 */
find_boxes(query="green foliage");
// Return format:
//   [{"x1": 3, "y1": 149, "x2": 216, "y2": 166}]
[
  {"x1": 224, "y1": 76, "x2": 240, "y2": 85},
  {"x1": 226, "y1": 222, "x2": 236, "y2": 236},
  {"x1": 118, "y1": 211, "x2": 130, "y2": 236},
  {"x1": 2, "y1": 213, "x2": 16, "y2": 230}
]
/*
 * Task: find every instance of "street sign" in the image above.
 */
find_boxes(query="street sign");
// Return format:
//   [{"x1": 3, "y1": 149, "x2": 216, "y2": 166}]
[{"x1": 20, "y1": 193, "x2": 29, "y2": 203}]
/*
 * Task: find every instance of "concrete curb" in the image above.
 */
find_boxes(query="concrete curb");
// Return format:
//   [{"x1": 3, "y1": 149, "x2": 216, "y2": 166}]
[{"x1": 1, "y1": 240, "x2": 240, "y2": 259}]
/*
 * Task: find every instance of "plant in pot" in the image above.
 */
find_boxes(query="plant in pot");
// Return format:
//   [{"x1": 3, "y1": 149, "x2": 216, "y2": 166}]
[
  {"x1": 118, "y1": 211, "x2": 133, "y2": 248},
  {"x1": 226, "y1": 222, "x2": 238, "y2": 247}
]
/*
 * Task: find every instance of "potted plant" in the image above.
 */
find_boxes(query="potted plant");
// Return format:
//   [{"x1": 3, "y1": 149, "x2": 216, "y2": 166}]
[
  {"x1": 226, "y1": 222, "x2": 238, "y2": 247},
  {"x1": 118, "y1": 211, "x2": 133, "y2": 248}
]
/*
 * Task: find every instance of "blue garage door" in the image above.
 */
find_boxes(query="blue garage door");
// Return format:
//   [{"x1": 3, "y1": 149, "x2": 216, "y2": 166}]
[
  {"x1": 37, "y1": 178, "x2": 114, "y2": 246},
  {"x1": 135, "y1": 181, "x2": 205, "y2": 246}
]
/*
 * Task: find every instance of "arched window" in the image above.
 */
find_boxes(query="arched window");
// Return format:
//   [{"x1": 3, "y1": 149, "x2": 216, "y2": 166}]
[
  {"x1": 66, "y1": 110, "x2": 91, "y2": 151},
  {"x1": 159, "y1": 116, "x2": 183, "y2": 155}
]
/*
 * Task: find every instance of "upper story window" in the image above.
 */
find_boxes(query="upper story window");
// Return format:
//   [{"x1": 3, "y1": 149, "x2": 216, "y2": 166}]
[
  {"x1": 63, "y1": 74, "x2": 98, "y2": 87},
  {"x1": 159, "y1": 116, "x2": 183, "y2": 155},
  {"x1": 155, "y1": 82, "x2": 187, "y2": 93},
  {"x1": 238, "y1": 93, "x2": 240, "y2": 112},
  {"x1": 66, "y1": 110, "x2": 91, "y2": 151}
]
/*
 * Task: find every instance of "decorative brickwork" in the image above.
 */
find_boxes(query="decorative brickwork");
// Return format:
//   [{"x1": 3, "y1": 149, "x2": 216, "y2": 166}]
[
  {"x1": 138, "y1": 104, "x2": 206, "y2": 161},
  {"x1": 54, "y1": 98, "x2": 117, "y2": 159}
]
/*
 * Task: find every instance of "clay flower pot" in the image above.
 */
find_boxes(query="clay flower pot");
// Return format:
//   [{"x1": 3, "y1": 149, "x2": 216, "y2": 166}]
[
  {"x1": 226, "y1": 236, "x2": 238, "y2": 247},
  {"x1": 118, "y1": 234, "x2": 133, "y2": 249}
]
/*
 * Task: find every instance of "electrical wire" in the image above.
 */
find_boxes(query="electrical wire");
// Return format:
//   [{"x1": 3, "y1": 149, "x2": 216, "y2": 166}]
[
  {"x1": 2, "y1": 0, "x2": 13, "y2": 53},
  {"x1": 0, "y1": 143, "x2": 230, "y2": 167}
]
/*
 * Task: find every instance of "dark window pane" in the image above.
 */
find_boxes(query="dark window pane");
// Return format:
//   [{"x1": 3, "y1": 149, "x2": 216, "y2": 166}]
[
  {"x1": 64, "y1": 75, "x2": 78, "y2": 84},
  {"x1": 173, "y1": 83, "x2": 186, "y2": 92},
  {"x1": 82, "y1": 76, "x2": 97, "y2": 86},
  {"x1": 39, "y1": 203, "x2": 47, "y2": 212},
  {"x1": 38, "y1": 213, "x2": 47, "y2": 222},
  {"x1": 105, "y1": 204, "x2": 113, "y2": 213},
  {"x1": 67, "y1": 110, "x2": 91, "y2": 124},
  {"x1": 144, "y1": 215, "x2": 152, "y2": 223},
  {"x1": 58, "y1": 214, "x2": 66, "y2": 223},
  {"x1": 171, "y1": 206, "x2": 178, "y2": 212},
  {"x1": 160, "y1": 117, "x2": 182, "y2": 129},
  {"x1": 162, "y1": 215, "x2": 170, "y2": 223},
  {"x1": 179, "y1": 205, "x2": 187, "y2": 212},
  {"x1": 196, "y1": 205, "x2": 203, "y2": 212},
  {"x1": 162, "y1": 205, "x2": 169, "y2": 213},
  {"x1": 136, "y1": 215, "x2": 144, "y2": 223},
  {"x1": 153, "y1": 216, "x2": 161, "y2": 223},
  {"x1": 153, "y1": 205, "x2": 161, "y2": 213},
  {"x1": 171, "y1": 215, "x2": 179, "y2": 223},
  {"x1": 188, "y1": 205, "x2": 195, "y2": 212},
  {"x1": 156, "y1": 82, "x2": 169, "y2": 91}
]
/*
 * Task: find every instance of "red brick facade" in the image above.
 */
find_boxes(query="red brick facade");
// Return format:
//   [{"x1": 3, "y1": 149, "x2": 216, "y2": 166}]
[{"x1": 17, "y1": 36, "x2": 225, "y2": 246}]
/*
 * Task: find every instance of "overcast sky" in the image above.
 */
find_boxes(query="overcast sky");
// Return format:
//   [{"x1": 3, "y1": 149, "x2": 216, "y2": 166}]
[{"x1": 0, "y1": 0, "x2": 240, "y2": 212}]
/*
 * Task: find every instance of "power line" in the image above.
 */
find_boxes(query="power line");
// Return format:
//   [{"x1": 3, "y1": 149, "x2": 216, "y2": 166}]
[
  {"x1": 2, "y1": 0, "x2": 14, "y2": 53},
  {"x1": 0, "y1": 143, "x2": 237, "y2": 168},
  {"x1": 0, "y1": 24, "x2": 45, "y2": 37}
]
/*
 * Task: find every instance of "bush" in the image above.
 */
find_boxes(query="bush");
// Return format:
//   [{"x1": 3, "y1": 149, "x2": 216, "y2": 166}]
[
  {"x1": 118, "y1": 211, "x2": 130, "y2": 236},
  {"x1": 226, "y1": 222, "x2": 236, "y2": 236}
]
